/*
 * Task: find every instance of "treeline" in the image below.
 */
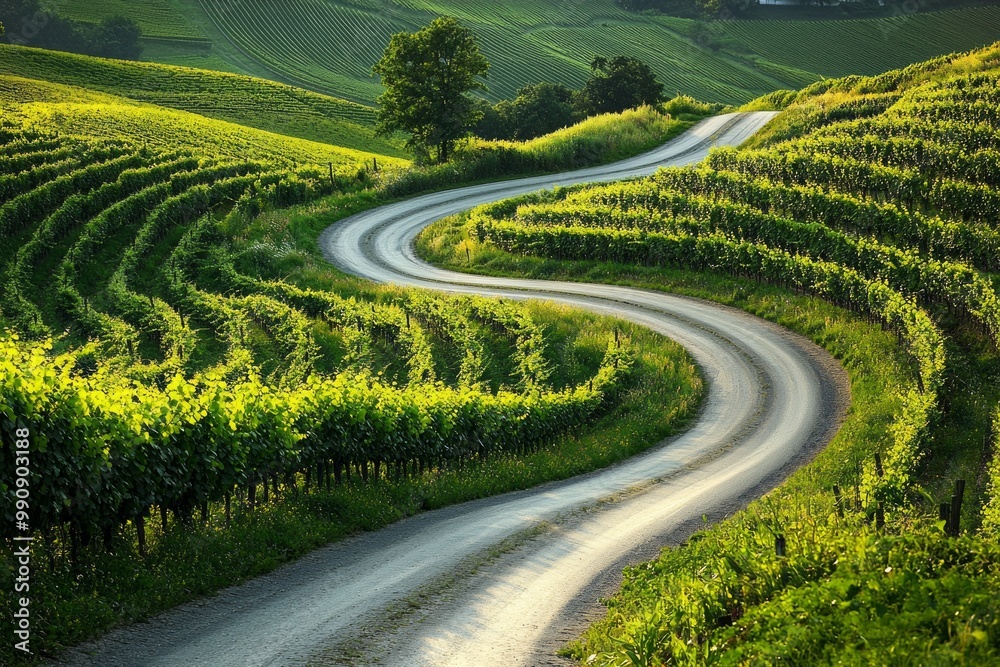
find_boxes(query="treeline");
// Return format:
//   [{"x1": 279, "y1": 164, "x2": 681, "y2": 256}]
[
  {"x1": 473, "y1": 56, "x2": 664, "y2": 142},
  {"x1": 0, "y1": 0, "x2": 142, "y2": 60}
]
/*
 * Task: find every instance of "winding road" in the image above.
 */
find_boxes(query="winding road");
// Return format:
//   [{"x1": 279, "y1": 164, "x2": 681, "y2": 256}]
[{"x1": 55, "y1": 112, "x2": 850, "y2": 667}]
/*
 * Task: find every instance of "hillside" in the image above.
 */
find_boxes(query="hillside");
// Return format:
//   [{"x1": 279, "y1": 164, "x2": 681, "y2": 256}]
[
  {"x1": 0, "y1": 73, "x2": 406, "y2": 167},
  {"x1": 0, "y1": 44, "x2": 408, "y2": 158},
  {"x1": 52, "y1": 0, "x2": 1000, "y2": 105},
  {"x1": 419, "y1": 40, "x2": 1000, "y2": 663}
]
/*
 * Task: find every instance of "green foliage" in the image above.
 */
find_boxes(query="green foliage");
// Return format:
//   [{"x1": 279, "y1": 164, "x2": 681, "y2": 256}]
[
  {"x1": 59, "y1": 0, "x2": 204, "y2": 39},
  {"x1": 0, "y1": 0, "x2": 143, "y2": 59},
  {"x1": 26, "y1": 0, "x2": 1000, "y2": 107},
  {"x1": 983, "y1": 408, "x2": 1000, "y2": 537},
  {"x1": 0, "y1": 97, "x2": 709, "y2": 661},
  {"x1": 373, "y1": 18, "x2": 490, "y2": 163},
  {"x1": 577, "y1": 55, "x2": 664, "y2": 117},
  {"x1": 474, "y1": 82, "x2": 580, "y2": 141},
  {"x1": 382, "y1": 106, "x2": 691, "y2": 198},
  {"x1": 0, "y1": 73, "x2": 404, "y2": 167}
]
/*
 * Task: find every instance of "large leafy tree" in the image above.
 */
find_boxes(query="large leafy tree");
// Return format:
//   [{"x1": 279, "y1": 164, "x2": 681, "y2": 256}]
[
  {"x1": 373, "y1": 17, "x2": 490, "y2": 163},
  {"x1": 576, "y1": 55, "x2": 664, "y2": 116}
]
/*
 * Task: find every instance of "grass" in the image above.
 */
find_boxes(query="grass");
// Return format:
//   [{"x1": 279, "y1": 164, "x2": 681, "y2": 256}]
[
  {"x1": 377, "y1": 105, "x2": 699, "y2": 199},
  {"x1": 50, "y1": 0, "x2": 1000, "y2": 105},
  {"x1": 0, "y1": 44, "x2": 407, "y2": 157}
]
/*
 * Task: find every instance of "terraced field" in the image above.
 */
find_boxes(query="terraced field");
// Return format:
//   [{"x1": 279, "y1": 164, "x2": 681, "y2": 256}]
[
  {"x1": 49, "y1": 0, "x2": 1000, "y2": 105},
  {"x1": 0, "y1": 45, "x2": 407, "y2": 157}
]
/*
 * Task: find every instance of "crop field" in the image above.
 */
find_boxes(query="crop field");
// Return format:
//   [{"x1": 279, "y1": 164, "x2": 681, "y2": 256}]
[
  {"x1": 713, "y1": 6, "x2": 1000, "y2": 80},
  {"x1": 46, "y1": 0, "x2": 999, "y2": 105},
  {"x1": 0, "y1": 59, "x2": 721, "y2": 661},
  {"x1": 429, "y1": 41, "x2": 1000, "y2": 662},
  {"x1": 58, "y1": 0, "x2": 208, "y2": 40},
  {"x1": 192, "y1": 0, "x2": 801, "y2": 102},
  {"x1": 0, "y1": 74, "x2": 405, "y2": 167},
  {"x1": 0, "y1": 45, "x2": 407, "y2": 157}
]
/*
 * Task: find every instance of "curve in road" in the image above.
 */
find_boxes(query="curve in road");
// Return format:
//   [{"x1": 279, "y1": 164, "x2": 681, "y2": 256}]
[{"x1": 54, "y1": 112, "x2": 849, "y2": 667}]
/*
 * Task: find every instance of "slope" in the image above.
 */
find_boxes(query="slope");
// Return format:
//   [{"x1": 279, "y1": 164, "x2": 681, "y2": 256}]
[
  {"x1": 0, "y1": 44, "x2": 408, "y2": 158},
  {"x1": 0, "y1": 74, "x2": 406, "y2": 167},
  {"x1": 48, "y1": 0, "x2": 1000, "y2": 105}
]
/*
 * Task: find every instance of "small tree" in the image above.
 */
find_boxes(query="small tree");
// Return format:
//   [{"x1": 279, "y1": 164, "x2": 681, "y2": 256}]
[
  {"x1": 576, "y1": 55, "x2": 664, "y2": 116},
  {"x1": 373, "y1": 17, "x2": 490, "y2": 163}
]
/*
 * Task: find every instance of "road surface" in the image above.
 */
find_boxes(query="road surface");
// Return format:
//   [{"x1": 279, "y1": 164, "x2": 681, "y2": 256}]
[{"x1": 55, "y1": 111, "x2": 849, "y2": 667}]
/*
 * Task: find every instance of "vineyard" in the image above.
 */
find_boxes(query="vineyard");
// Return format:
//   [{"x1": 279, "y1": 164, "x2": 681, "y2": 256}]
[
  {"x1": 58, "y1": 0, "x2": 208, "y2": 40},
  {"x1": 192, "y1": 0, "x2": 1000, "y2": 104},
  {"x1": 42, "y1": 0, "x2": 1000, "y2": 106},
  {"x1": 0, "y1": 51, "x2": 712, "y2": 660},
  {"x1": 0, "y1": 73, "x2": 405, "y2": 168},
  {"x1": 419, "y1": 41, "x2": 1000, "y2": 662},
  {"x1": 709, "y1": 6, "x2": 1000, "y2": 81},
  {"x1": 0, "y1": 44, "x2": 406, "y2": 157},
  {"x1": 0, "y1": 126, "x2": 638, "y2": 533}
]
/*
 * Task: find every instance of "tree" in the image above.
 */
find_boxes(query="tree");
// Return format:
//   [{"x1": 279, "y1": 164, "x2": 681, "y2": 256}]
[
  {"x1": 575, "y1": 55, "x2": 664, "y2": 116},
  {"x1": 89, "y1": 16, "x2": 143, "y2": 60},
  {"x1": 472, "y1": 82, "x2": 580, "y2": 142},
  {"x1": 373, "y1": 18, "x2": 490, "y2": 163},
  {"x1": 506, "y1": 82, "x2": 579, "y2": 140},
  {"x1": 471, "y1": 97, "x2": 509, "y2": 141},
  {"x1": 0, "y1": 1, "x2": 142, "y2": 59}
]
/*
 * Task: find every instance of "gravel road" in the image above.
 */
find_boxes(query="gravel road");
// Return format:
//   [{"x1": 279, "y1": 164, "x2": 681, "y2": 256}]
[{"x1": 54, "y1": 112, "x2": 850, "y2": 667}]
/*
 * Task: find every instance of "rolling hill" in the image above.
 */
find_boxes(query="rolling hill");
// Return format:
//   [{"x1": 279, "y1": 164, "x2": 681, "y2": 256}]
[
  {"x1": 0, "y1": 44, "x2": 408, "y2": 158},
  {"x1": 0, "y1": 74, "x2": 404, "y2": 167},
  {"x1": 51, "y1": 0, "x2": 1000, "y2": 105}
]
